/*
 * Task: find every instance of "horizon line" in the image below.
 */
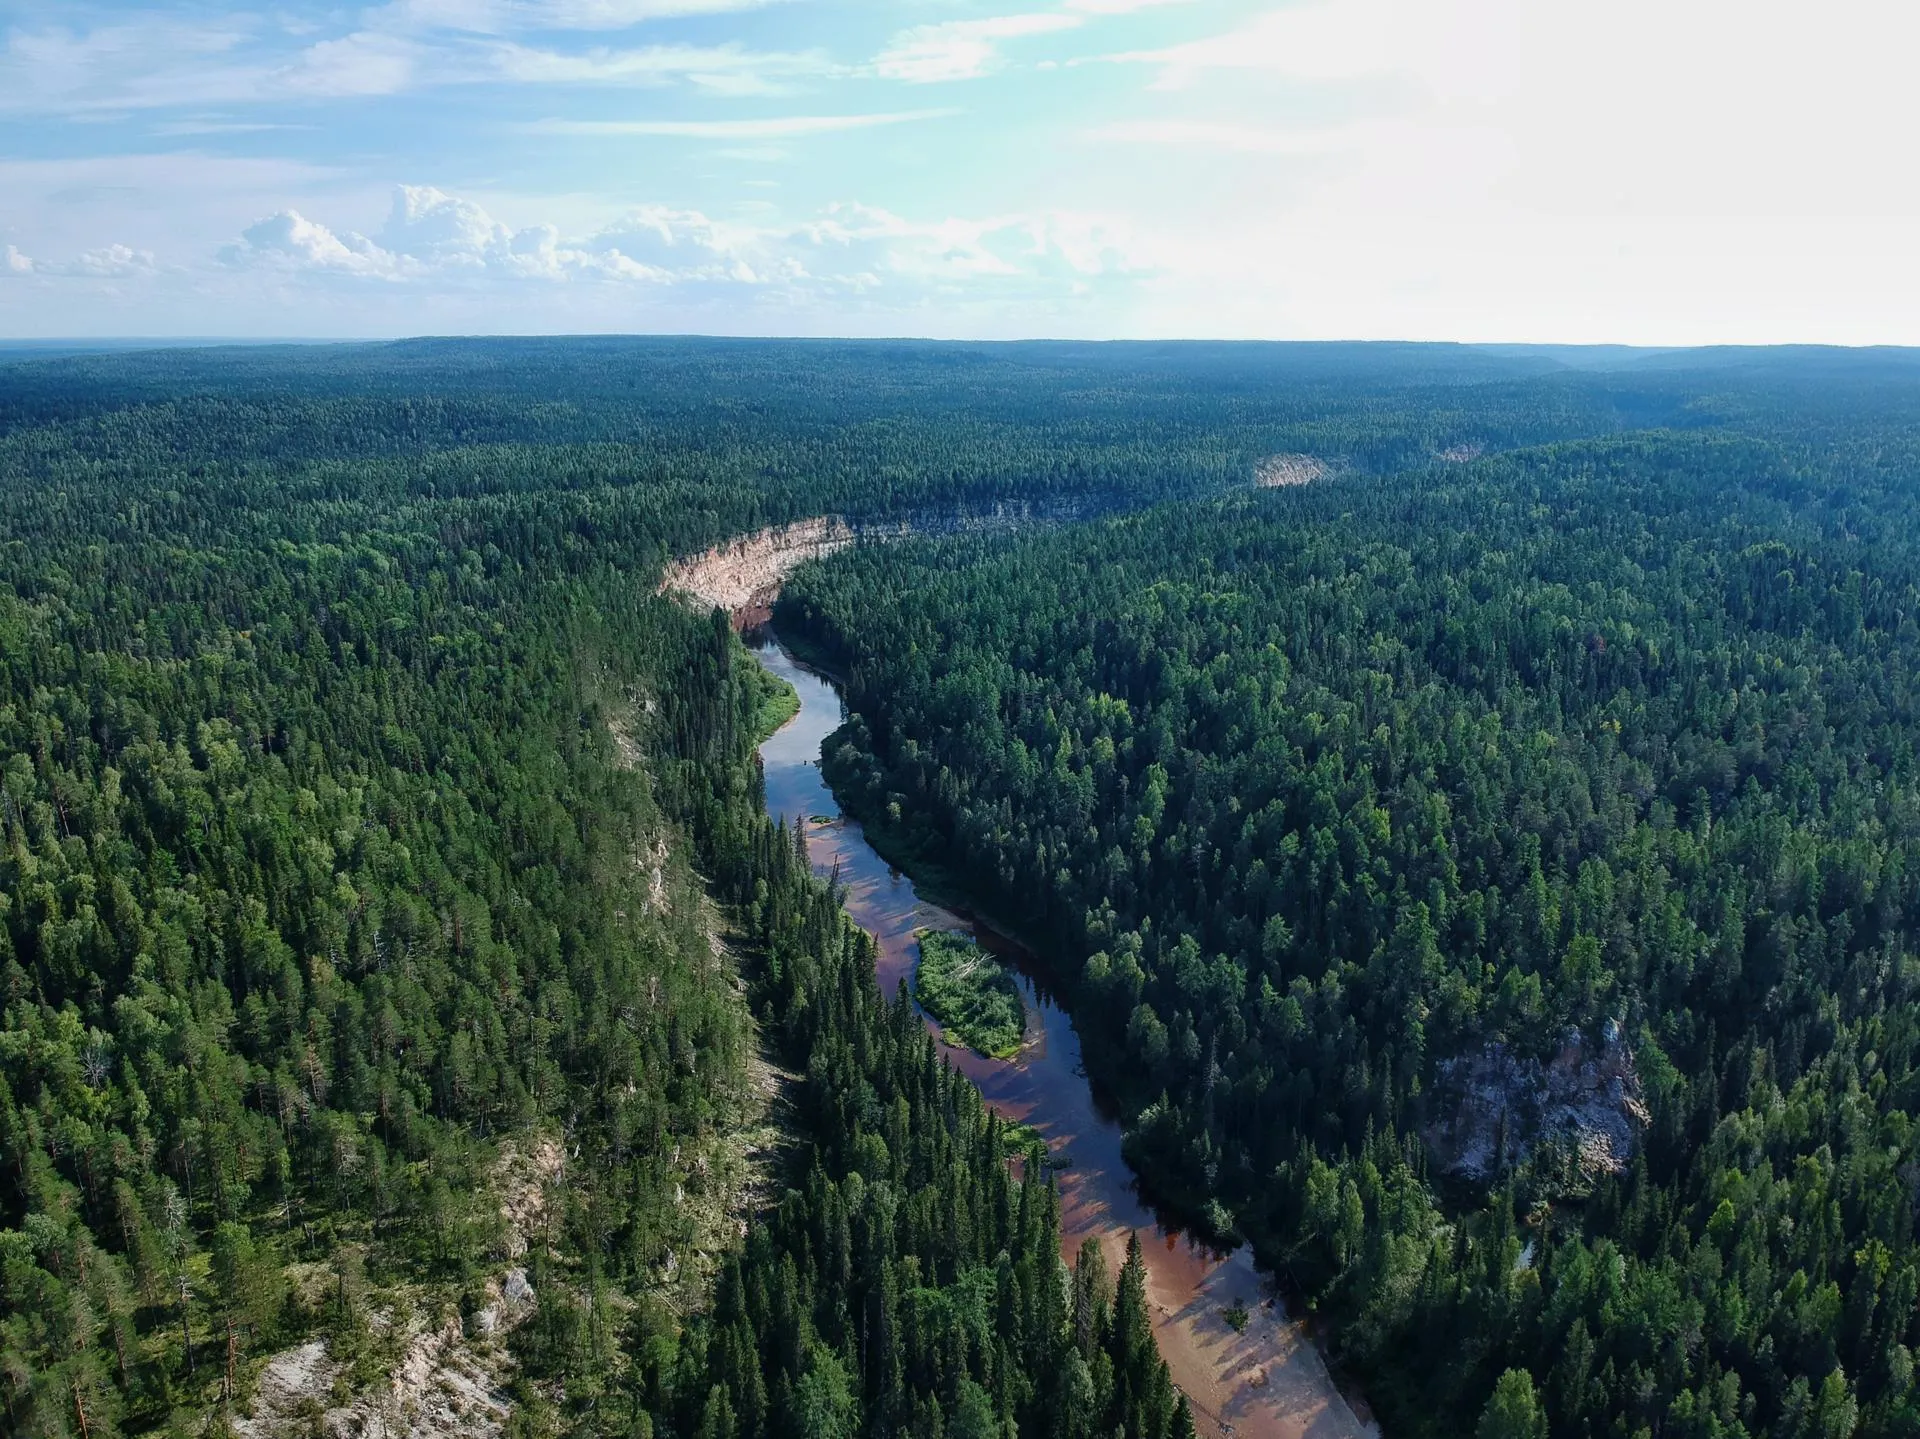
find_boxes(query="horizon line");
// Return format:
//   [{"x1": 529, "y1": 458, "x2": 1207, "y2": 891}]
[{"x1": 6, "y1": 335, "x2": 1920, "y2": 352}]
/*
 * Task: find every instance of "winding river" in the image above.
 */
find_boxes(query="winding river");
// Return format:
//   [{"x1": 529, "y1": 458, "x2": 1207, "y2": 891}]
[{"x1": 750, "y1": 635, "x2": 1375, "y2": 1439}]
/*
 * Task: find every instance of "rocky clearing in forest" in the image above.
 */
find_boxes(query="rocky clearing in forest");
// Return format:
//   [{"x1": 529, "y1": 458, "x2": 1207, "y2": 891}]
[
  {"x1": 1254, "y1": 454, "x2": 1329, "y2": 487},
  {"x1": 232, "y1": 1139, "x2": 556, "y2": 1439},
  {"x1": 1427, "y1": 1023, "x2": 1650, "y2": 1185}
]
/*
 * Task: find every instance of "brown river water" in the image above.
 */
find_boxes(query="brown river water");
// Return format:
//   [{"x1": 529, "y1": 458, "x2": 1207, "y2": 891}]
[{"x1": 750, "y1": 635, "x2": 1376, "y2": 1439}]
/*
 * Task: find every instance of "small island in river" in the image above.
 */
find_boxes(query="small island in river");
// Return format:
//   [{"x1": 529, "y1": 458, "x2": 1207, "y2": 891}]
[{"x1": 913, "y1": 929, "x2": 1027, "y2": 1059}]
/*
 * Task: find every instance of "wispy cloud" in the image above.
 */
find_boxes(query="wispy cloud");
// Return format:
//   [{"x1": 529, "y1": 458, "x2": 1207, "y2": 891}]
[
  {"x1": 150, "y1": 119, "x2": 316, "y2": 137},
  {"x1": 1099, "y1": 3, "x2": 1400, "y2": 90},
  {"x1": 485, "y1": 40, "x2": 835, "y2": 94},
  {"x1": 0, "y1": 19, "x2": 425, "y2": 111},
  {"x1": 3, "y1": 0, "x2": 1187, "y2": 117},
  {"x1": 0, "y1": 17, "x2": 264, "y2": 112},
  {"x1": 1064, "y1": 0, "x2": 1197, "y2": 12},
  {"x1": 282, "y1": 31, "x2": 425, "y2": 96},
  {"x1": 874, "y1": 0, "x2": 1195, "y2": 83},
  {"x1": 1088, "y1": 119, "x2": 1358, "y2": 154},
  {"x1": 374, "y1": 0, "x2": 792, "y2": 35},
  {"x1": 528, "y1": 109, "x2": 958, "y2": 138},
  {"x1": 0, "y1": 10, "x2": 824, "y2": 112},
  {"x1": 875, "y1": 14, "x2": 1080, "y2": 84}
]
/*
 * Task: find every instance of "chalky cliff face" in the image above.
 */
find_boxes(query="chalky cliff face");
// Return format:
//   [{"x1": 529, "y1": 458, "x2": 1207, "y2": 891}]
[{"x1": 660, "y1": 517, "x2": 855, "y2": 628}]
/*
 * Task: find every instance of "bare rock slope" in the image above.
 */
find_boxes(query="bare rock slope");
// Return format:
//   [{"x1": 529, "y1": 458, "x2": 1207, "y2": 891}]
[
  {"x1": 1428, "y1": 1022, "x2": 1650, "y2": 1184},
  {"x1": 1254, "y1": 454, "x2": 1329, "y2": 487}
]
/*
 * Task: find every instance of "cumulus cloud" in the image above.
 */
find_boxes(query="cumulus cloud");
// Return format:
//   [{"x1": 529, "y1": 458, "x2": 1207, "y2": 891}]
[
  {"x1": 228, "y1": 211, "x2": 399, "y2": 276},
  {"x1": 220, "y1": 184, "x2": 1143, "y2": 304},
  {"x1": 381, "y1": 186, "x2": 511, "y2": 264},
  {"x1": 225, "y1": 186, "x2": 728, "y2": 283},
  {"x1": 65, "y1": 244, "x2": 158, "y2": 278},
  {"x1": 0, "y1": 240, "x2": 158, "y2": 280}
]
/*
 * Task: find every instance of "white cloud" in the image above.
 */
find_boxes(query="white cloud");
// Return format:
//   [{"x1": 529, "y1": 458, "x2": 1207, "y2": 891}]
[
  {"x1": 484, "y1": 40, "x2": 834, "y2": 93},
  {"x1": 223, "y1": 187, "x2": 735, "y2": 283},
  {"x1": 63, "y1": 244, "x2": 159, "y2": 278},
  {"x1": 280, "y1": 31, "x2": 423, "y2": 97},
  {"x1": 150, "y1": 119, "x2": 314, "y2": 136},
  {"x1": 375, "y1": 0, "x2": 788, "y2": 34},
  {"x1": 792, "y1": 203, "x2": 1137, "y2": 287},
  {"x1": 1103, "y1": 1, "x2": 1408, "y2": 88},
  {"x1": 530, "y1": 109, "x2": 957, "y2": 138},
  {"x1": 1088, "y1": 118, "x2": 1358, "y2": 155},
  {"x1": 1064, "y1": 0, "x2": 1194, "y2": 12},
  {"x1": 0, "y1": 239, "x2": 162, "y2": 280},
  {"x1": 871, "y1": 0, "x2": 1194, "y2": 84},
  {"x1": 876, "y1": 13, "x2": 1081, "y2": 83},
  {"x1": 0, "y1": 8, "x2": 820, "y2": 112},
  {"x1": 1068, "y1": 0, "x2": 1920, "y2": 344},
  {"x1": 1095, "y1": 0, "x2": 1920, "y2": 225},
  {"x1": 226, "y1": 211, "x2": 399, "y2": 275},
  {"x1": 0, "y1": 17, "x2": 426, "y2": 112},
  {"x1": 0, "y1": 18, "x2": 262, "y2": 113},
  {"x1": 217, "y1": 184, "x2": 1144, "y2": 306},
  {"x1": 0, "y1": 152, "x2": 356, "y2": 297},
  {"x1": 24, "y1": 0, "x2": 1917, "y2": 343},
  {"x1": 382, "y1": 186, "x2": 512, "y2": 263}
]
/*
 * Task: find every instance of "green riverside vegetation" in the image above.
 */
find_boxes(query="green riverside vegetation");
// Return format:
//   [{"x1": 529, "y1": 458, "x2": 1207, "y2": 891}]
[{"x1": 912, "y1": 932, "x2": 1027, "y2": 1060}]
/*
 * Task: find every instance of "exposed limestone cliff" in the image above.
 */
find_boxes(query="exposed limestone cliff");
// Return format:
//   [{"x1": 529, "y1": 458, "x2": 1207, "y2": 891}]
[
  {"x1": 1427, "y1": 1021, "x2": 1649, "y2": 1186},
  {"x1": 660, "y1": 517, "x2": 855, "y2": 624}
]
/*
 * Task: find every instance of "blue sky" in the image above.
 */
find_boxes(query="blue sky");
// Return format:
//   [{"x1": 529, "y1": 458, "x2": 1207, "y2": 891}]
[{"x1": 1, "y1": 0, "x2": 1915, "y2": 341}]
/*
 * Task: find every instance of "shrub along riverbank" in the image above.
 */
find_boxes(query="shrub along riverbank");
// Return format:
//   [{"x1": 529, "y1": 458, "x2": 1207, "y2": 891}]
[{"x1": 913, "y1": 930, "x2": 1027, "y2": 1059}]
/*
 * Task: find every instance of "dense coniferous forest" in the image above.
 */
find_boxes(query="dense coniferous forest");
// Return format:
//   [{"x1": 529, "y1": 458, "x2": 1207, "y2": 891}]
[
  {"x1": 3, "y1": 336, "x2": 1918, "y2": 1439},
  {"x1": 665, "y1": 750, "x2": 1196, "y2": 1439},
  {"x1": 0, "y1": 334, "x2": 1338, "y2": 1438},
  {"x1": 781, "y1": 393, "x2": 1920, "y2": 1439}
]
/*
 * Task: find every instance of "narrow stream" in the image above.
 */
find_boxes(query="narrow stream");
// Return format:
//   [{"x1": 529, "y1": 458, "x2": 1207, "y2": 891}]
[{"x1": 751, "y1": 635, "x2": 1376, "y2": 1439}]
